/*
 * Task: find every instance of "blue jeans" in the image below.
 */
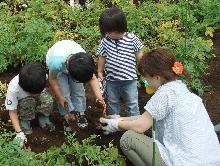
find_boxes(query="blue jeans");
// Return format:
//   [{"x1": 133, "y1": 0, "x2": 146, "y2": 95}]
[
  {"x1": 57, "y1": 72, "x2": 86, "y2": 116},
  {"x1": 106, "y1": 80, "x2": 139, "y2": 116}
]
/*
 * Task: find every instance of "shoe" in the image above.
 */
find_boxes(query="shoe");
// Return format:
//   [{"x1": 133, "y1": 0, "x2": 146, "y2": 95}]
[
  {"x1": 74, "y1": 3, "x2": 82, "y2": 8},
  {"x1": 63, "y1": 120, "x2": 73, "y2": 132},
  {"x1": 75, "y1": 113, "x2": 88, "y2": 128},
  {"x1": 69, "y1": 0, "x2": 82, "y2": 8},
  {"x1": 85, "y1": 1, "x2": 90, "y2": 7}
]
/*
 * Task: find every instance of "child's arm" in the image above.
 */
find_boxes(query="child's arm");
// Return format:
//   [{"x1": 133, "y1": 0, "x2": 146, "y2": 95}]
[
  {"x1": 49, "y1": 70, "x2": 67, "y2": 108},
  {"x1": 9, "y1": 110, "x2": 27, "y2": 147},
  {"x1": 135, "y1": 50, "x2": 143, "y2": 64},
  {"x1": 9, "y1": 110, "x2": 22, "y2": 132},
  {"x1": 88, "y1": 74, "x2": 104, "y2": 102},
  {"x1": 97, "y1": 56, "x2": 106, "y2": 80},
  {"x1": 5, "y1": 88, "x2": 22, "y2": 133}
]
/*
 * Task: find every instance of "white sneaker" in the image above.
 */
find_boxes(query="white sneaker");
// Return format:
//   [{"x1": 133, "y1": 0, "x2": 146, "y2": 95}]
[
  {"x1": 69, "y1": 0, "x2": 75, "y2": 7},
  {"x1": 85, "y1": 1, "x2": 90, "y2": 7},
  {"x1": 74, "y1": 3, "x2": 82, "y2": 8},
  {"x1": 69, "y1": 0, "x2": 82, "y2": 8}
]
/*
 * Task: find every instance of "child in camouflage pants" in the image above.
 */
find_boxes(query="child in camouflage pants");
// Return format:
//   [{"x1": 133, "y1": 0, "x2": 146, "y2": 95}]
[
  {"x1": 5, "y1": 62, "x2": 55, "y2": 147},
  {"x1": 17, "y1": 90, "x2": 54, "y2": 134}
]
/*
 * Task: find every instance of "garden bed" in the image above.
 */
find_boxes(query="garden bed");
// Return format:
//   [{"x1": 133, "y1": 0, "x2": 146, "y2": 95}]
[
  {"x1": 0, "y1": 62, "x2": 151, "y2": 165},
  {"x1": 0, "y1": 32, "x2": 220, "y2": 165},
  {"x1": 0, "y1": 0, "x2": 220, "y2": 163}
]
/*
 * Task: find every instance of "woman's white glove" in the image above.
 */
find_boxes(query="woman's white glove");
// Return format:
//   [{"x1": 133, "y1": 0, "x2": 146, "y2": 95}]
[
  {"x1": 15, "y1": 131, "x2": 27, "y2": 147},
  {"x1": 106, "y1": 114, "x2": 120, "y2": 119},
  {"x1": 99, "y1": 115, "x2": 121, "y2": 135}
]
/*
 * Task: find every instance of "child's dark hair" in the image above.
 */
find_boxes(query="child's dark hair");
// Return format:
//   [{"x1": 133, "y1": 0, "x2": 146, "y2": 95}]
[
  {"x1": 99, "y1": 7, "x2": 127, "y2": 36},
  {"x1": 19, "y1": 62, "x2": 46, "y2": 94},
  {"x1": 67, "y1": 52, "x2": 95, "y2": 83},
  {"x1": 138, "y1": 48, "x2": 190, "y2": 81}
]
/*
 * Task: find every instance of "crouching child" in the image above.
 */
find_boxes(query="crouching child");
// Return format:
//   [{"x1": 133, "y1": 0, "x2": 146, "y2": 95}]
[{"x1": 5, "y1": 62, "x2": 55, "y2": 147}]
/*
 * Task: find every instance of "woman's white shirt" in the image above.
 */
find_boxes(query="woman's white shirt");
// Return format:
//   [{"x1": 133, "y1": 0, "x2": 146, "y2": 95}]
[{"x1": 144, "y1": 80, "x2": 220, "y2": 166}]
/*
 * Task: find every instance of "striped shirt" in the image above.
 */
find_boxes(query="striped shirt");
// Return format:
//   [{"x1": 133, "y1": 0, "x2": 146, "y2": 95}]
[
  {"x1": 144, "y1": 80, "x2": 220, "y2": 166},
  {"x1": 97, "y1": 32, "x2": 143, "y2": 81}
]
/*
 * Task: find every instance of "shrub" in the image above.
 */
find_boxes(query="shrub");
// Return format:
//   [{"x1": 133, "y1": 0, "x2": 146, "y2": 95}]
[
  {"x1": 0, "y1": 0, "x2": 219, "y2": 94},
  {"x1": 0, "y1": 81, "x2": 7, "y2": 111}
]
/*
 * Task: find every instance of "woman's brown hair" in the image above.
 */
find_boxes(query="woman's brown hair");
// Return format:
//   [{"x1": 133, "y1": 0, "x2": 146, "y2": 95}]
[{"x1": 138, "y1": 48, "x2": 190, "y2": 81}]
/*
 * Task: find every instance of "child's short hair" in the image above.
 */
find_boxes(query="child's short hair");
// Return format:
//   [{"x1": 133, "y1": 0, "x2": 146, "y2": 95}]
[
  {"x1": 99, "y1": 7, "x2": 127, "y2": 36},
  {"x1": 67, "y1": 52, "x2": 95, "y2": 83},
  {"x1": 19, "y1": 62, "x2": 46, "y2": 94},
  {"x1": 138, "y1": 48, "x2": 190, "y2": 81}
]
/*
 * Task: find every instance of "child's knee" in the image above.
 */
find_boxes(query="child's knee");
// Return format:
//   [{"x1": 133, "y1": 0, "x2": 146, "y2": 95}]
[
  {"x1": 17, "y1": 97, "x2": 37, "y2": 120},
  {"x1": 39, "y1": 91, "x2": 53, "y2": 104},
  {"x1": 36, "y1": 91, "x2": 54, "y2": 116}
]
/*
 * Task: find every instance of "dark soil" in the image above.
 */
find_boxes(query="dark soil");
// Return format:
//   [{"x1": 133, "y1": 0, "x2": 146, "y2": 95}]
[
  {"x1": 0, "y1": 67, "x2": 151, "y2": 166},
  {"x1": 0, "y1": 33, "x2": 220, "y2": 165},
  {"x1": 203, "y1": 32, "x2": 220, "y2": 125}
]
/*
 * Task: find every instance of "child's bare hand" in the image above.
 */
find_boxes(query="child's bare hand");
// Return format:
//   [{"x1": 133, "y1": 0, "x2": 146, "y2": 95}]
[
  {"x1": 64, "y1": 112, "x2": 76, "y2": 123},
  {"x1": 23, "y1": 144, "x2": 32, "y2": 152},
  {"x1": 58, "y1": 96, "x2": 67, "y2": 108},
  {"x1": 95, "y1": 99, "x2": 106, "y2": 109},
  {"x1": 98, "y1": 72, "x2": 104, "y2": 80}
]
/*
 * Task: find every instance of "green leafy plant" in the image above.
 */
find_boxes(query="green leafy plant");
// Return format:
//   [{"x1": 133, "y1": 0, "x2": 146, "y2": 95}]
[
  {"x1": 0, "y1": 130, "x2": 44, "y2": 166},
  {"x1": 0, "y1": 81, "x2": 7, "y2": 111},
  {"x1": 0, "y1": 131, "x2": 125, "y2": 165},
  {"x1": 0, "y1": 0, "x2": 219, "y2": 94},
  {"x1": 191, "y1": 0, "x2": 220, "y2": 30}
]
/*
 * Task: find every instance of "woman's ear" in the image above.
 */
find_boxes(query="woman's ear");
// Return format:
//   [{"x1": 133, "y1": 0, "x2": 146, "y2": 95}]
[
  {"x1": 155, "y1": 75, "x2": 159, "y2": 80},
  {"x1": 156, "y1": 75, "x2": 166, "y2": 86},
  {"x1": 153, "y1": 75, "x2": 164, "y2": 87},
  {"x1": 154, "y1": 75, "x2": 161, "y2": 81}
]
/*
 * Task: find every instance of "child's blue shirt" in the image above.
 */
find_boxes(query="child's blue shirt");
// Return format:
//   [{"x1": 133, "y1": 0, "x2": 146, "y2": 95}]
[{"x1": 46, "y1": 40, "x2": 85, "y2": 75}]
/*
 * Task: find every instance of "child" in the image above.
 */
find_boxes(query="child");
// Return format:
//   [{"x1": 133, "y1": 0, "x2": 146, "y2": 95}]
[
  {"x1": 5, "y1": 62, "x2": 55, "y2": 147},
  {"x1": 100, "y1": 48, "x2": 220, "y2": 165},
  {"x1": 97, "y1": 7, "x2": 143, "y2": 117},
  {"x1": 46, "y1": 40, "x2": 105, "y2": 130}
]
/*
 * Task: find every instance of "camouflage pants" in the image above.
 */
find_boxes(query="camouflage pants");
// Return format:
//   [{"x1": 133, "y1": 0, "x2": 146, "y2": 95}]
[{"x1": 17, "y1": 90, "x2": 53, "y2": 120}]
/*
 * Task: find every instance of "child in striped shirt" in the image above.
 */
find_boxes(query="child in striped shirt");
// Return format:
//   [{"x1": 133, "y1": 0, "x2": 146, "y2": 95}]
[{"x1": 97, "y1": 7, "x2": 143, "y2": 117}]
